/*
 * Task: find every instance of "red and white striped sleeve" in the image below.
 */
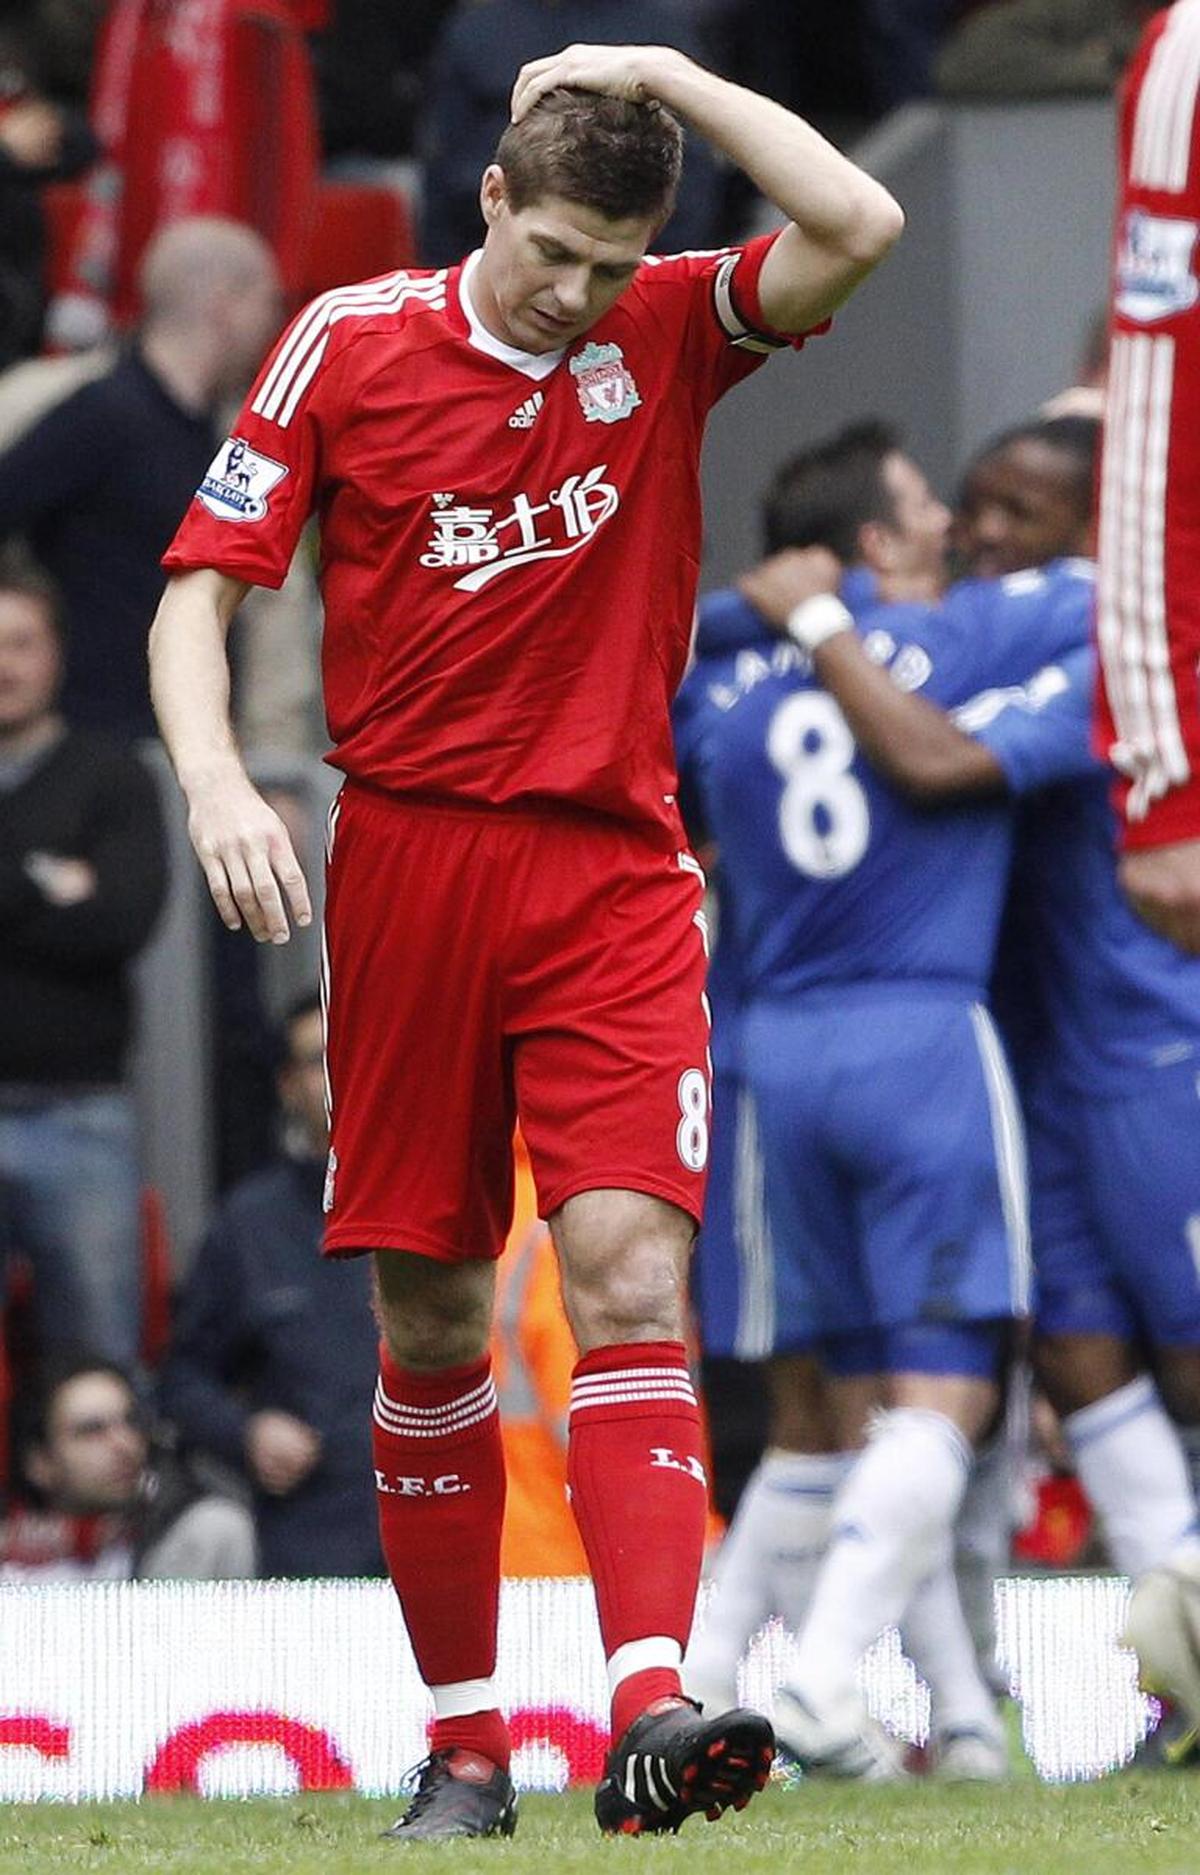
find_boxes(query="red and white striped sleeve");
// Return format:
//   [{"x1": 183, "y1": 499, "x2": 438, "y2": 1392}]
[
  {"x1": 163, "y1": 268, "x2": 449, "y2": 590},
  {"x1": 1097, "y1": 0, "x2": 1200, "y2": 846}
]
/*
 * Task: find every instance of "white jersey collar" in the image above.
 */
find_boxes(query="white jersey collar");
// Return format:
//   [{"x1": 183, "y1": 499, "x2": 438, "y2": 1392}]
[{"x1": 459, "y1": 250, "x2": 565, "y2": 382}]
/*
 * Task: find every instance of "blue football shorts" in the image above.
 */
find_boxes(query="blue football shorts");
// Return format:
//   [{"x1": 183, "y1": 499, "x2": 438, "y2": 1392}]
[
  {"x1": 1030, "y1": 1058, "x2": 1200, "y2": 1347},
  {"x1": 692, "y1": 1065, "x2": 814, "y2": 1358},
  {"x1": 742, "y1": 987, "x2": 1029, "y2": 1354}
]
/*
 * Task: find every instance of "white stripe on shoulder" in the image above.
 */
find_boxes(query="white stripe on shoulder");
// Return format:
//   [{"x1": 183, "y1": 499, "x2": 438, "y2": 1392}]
[
  {"x1": 252, "y1": 270, "x2": 448, "y2": 429},
  {"x1": 1160, "y1": 19, "x2": 1200, "y2": 190},
  {"x1": 1132, "y1": 0, "x2": 1200, "y2": 190},
  {"x1": 255, "y1": 270, "x2": 422, "y2": 416}
]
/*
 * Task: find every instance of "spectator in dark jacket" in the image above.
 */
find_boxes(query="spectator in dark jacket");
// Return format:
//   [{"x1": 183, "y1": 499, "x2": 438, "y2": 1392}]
[
  {"x1": 160, "y1": 994, "x2": 384, "y2": 1579},
  {"x1": 0, "y1": 549, "x2": 167, "y2": 1368},
  {"x1": 0, "y1": 215, "x2": 280, "y2": 742}
]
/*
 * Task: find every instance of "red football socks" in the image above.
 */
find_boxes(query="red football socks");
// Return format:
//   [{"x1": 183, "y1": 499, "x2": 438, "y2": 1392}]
[
  {"x1": 567, "y1": 1341, "x2": 708, "y2": 1741},
  {"x1": 372, "y1": 1346, "x2": 510, "y2": 1770}
]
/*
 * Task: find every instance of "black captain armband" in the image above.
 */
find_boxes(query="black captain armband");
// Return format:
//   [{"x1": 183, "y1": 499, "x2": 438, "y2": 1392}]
[{"x1": 712, "y1": 252, "x2": 790, "y2": 354}]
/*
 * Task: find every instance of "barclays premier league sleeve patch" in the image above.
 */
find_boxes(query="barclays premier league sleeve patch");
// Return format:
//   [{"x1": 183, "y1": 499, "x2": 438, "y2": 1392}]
[
  {"x1": 1115, "y1": 210, "x2": 1200, "y2": 323},
  {"x1": 197, "y1": 436, "x2": 289, "y2": 522}
]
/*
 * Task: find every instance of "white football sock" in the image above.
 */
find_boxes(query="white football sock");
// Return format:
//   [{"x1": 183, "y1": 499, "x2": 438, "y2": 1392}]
[
  {"x1": 766, "y1": 1450, "x2": 854, "y2": 1635},
  {"x1": 685, "y1": 1448, "x2": 850, "y2": 1705},
  {"x1": 786, "y1": 1408, "x2": 972, "y2": 1709},
  {"x1": 903, "y1": 1548, "x2": 1004, "y2": 1743},
  {"x1": 1065, "y1": 1376, "x2": 1200, "y2": 1578}
]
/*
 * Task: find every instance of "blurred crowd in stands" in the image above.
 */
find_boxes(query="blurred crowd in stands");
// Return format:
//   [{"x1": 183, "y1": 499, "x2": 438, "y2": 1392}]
[
  {"x1": 0, "y1": 0, "x2": 1149, "y2": 1590},
  {"x1": 0, "y1": 0, "x2": 1164, "y2": 382}
]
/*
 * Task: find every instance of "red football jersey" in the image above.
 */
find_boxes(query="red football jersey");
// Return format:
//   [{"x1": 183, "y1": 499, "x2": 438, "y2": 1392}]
[
  {"x1": 163, "y1": 235, "x2": 815, "y2": 834},
  {"x1": 1097, "y1": 0, "x2": 1200, "y2": 847}
]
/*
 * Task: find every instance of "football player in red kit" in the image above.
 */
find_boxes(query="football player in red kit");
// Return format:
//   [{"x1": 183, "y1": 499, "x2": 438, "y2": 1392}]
[
  {"x1": 1098, "y1": 0, "x2": 1200, "y2": 953},
  {"x1": 149, "y1": 42, "x2": 902, "y2": 1841}
]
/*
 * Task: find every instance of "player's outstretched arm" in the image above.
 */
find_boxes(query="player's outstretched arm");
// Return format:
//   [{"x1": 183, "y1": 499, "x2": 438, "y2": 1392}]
[
  {"x1": 510, "y1": 44, "x2": 905, "y2": 332},
  {"x1": 742, "y1": 549, "x2": 1003, "y2": 801},
  {"x1": 149, "y1": 567, "x2": 313, "y2": 944}
]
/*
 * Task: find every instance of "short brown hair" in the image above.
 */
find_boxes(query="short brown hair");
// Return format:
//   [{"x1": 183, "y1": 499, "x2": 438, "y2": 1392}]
[
  {"x1": 763, "y1": 422, "x2": 903, "y2": 560},
  {"x1": 494, "y1": 88, "x2": 683, "y2": 227}
]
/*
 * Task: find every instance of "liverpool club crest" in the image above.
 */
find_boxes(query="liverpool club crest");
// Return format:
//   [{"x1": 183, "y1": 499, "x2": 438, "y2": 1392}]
[{"x1": 570, "y1": 341, "x2": 642, "y2": 424}]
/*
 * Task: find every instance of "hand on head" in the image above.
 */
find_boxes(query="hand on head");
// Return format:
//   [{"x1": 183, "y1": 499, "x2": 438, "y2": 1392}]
[{"x1": 510, "y1": 44, "x2": 663, "y2": 123}]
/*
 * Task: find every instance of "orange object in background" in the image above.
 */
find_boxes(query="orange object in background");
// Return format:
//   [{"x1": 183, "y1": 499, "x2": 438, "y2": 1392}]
[{"x1": 493, "y1": 1137, "x2": 588, "y2": 1578}]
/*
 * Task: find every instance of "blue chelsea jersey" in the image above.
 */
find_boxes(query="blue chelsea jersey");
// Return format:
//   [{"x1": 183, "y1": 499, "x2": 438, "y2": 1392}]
[
  {"x1": 683, "y1": 561, "x2": 1097, "y2": 1005},
  {"x1": 673, "y1": 589, "x2": 769, "y2": 1073},
  {"x1": 965, "y1": 573, "x2": 1200, "y2": 1092}
]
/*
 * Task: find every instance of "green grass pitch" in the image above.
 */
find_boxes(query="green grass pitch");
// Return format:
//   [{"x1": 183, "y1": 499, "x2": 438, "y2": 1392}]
[{"x1": 2, "y1": 1780, "x2": 1200, "y2": 1875}]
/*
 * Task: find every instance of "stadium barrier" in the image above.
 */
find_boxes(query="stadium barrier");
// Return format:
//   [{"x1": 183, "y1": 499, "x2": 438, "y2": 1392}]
[{"x1": 0, "y1": 1574, "x2": 1150, "y2": 1800}]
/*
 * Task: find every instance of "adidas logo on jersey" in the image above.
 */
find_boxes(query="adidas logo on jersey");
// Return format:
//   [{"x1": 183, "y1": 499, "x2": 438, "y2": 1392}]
[{"x1": 508, "y1": 392, "x2": 544, "y2": 429}]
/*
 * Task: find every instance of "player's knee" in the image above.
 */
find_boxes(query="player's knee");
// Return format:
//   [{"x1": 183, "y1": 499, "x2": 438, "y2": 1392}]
[
  {"x1": 372, "y1": 1251, "x2": 493, "y2": 1371},
  {"x1": 1034, "y1": 1327, "x2": 1138, "y2": 1416},
  {"x1": 567, "y1": 1275, "x2": 681, "y2": 1350},
  {"x1": 554, "y1": 1195, "x2": 692, "y2": 1351},
  {"x1": 879, "y1": 1321, "x2": 1007, "y2": 1444},
  {"x1": 561, "y1": 1250, "x2": 683, "y2": 1351}
]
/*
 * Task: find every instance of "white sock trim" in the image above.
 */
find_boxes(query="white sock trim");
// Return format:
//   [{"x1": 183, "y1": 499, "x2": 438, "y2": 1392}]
[
  {"x1": 1064, "y1": 1374, "x2": 1159, "y2": 1449},
  {"x1": 868, "y1": 1405, "x2": 973, "y2": 1475},
  {"x1": 606, "y1": 1636, "x2": 682, "y2": 1695},
  {"x1": 1065, "y1": 1373, "x2": 1200, "y2": 1576},
  {"x1": 760, "y1": 1449, "x2": 854, "y2": 1493},
  {"x1": 430, "y1": 1678, "x2": 498, "y2": 1718}
]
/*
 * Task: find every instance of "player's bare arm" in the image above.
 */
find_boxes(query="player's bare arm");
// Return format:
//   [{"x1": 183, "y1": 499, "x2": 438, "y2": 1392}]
[
  {"x1": 148, "y1": 566, "x2": 312, "y2": 944},
  {"x1": 813, "y1": 632, "x2": 1004, "y2": 802},
  {"x1": 510, "y1": 44, "x2": 905, "y2": 331},
  {"x1": 745, "y1": 547, "x2": 1003, "y2": 802},
  {"x1": 1120, "y1": 841, "x2": 1200, "y2": 956}
]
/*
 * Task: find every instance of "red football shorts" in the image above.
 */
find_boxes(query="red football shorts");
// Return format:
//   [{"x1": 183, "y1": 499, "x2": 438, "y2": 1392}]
[{"x1": 320, "y1": 785, "x2": 712, "y2": 1261}]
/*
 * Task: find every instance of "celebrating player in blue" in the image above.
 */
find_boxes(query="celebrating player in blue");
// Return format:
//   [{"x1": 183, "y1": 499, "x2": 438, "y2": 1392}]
[
  {"x1": 679, "y1": 419, "x2": 1097, "y2": 1772},
  {"x1": 785, "y1": 413, "x2": 1200, "y2": 1760},
  {"x1": 679, "y1": 426, "x2": 1015, "y2": 1776}
]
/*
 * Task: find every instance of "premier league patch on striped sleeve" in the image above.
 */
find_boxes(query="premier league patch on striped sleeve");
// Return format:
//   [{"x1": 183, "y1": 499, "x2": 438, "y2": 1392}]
[
  {"x1": 198, "y1": 436, "x2": 289, "y2": 522},
  {"x1": 1115, "y1": 210, "x2": 1200, "y2": 324}
]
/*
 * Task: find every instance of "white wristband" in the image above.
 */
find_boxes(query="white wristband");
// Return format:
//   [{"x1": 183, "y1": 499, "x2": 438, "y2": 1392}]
[{"x1": 783, "y1": 593, "x2": 854, "y2": 653}]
